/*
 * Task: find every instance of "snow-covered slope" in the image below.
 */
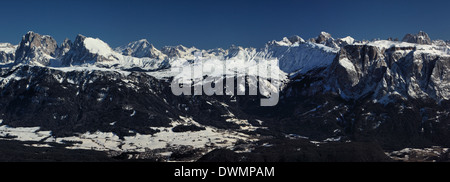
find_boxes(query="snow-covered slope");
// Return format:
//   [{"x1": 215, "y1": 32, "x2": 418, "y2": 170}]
[
  {"x1": 84, "y1": 37, "x2": 117, "y2": 58},
  {"x1": 265, "y1": 39, "x2": 338, "y2": 74},
  {"x1": 0, "y1": 43, "x2": 16, "y2": 54},
  {"x1": 0, "y1": 43, "x2": 17, "y2": 63}
]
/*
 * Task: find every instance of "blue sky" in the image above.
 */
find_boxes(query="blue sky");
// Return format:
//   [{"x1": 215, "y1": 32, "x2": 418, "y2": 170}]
[{"x1": 0, "y1": 0, "x2": 449, "y2": 49}]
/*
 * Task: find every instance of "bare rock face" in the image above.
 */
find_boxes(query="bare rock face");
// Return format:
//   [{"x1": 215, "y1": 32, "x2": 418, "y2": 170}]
[
  {"x1": 328, "y1": 45, "x2": 385, "y2": 96},
  {"x1": 55, "y1": 38, "x2": 72, "y2": 58},
  {"x1": 14, "y1": 31, "x2": 58, "y2": 66},
  {"x1": 61, "y1": 34, "x2": 89, "y2": 65},
  {"x1": 402, "y1": 31, "x2": 432, "y2": 45},
  {"x1": 324, "y1": 43, "x2": 450, "y2": 102}
]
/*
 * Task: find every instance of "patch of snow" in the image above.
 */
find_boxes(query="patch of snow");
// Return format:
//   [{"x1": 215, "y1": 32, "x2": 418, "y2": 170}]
[
  {"x1": 24, "y1": 143, "x2": 52, "y2": 148},
  {"x1": 122, "y1": 105, "x2": 133, "y2": 111},
  {"x1": 324, "y1": 136, "x2": 342, "y2": 142},
  {"x1": 261, "y1": 143, "x2": 273, "y2": 147},
  {"x1": 339, "y1": 36, "x2": 355, "y2": 44},
  {"x1": 338, "y1": 58, "x2": 356, "y2": 73},
  {"x1": 0, "y1": 125, "x2": 52, "y2": 142},
  {"x1": 255, "y1": 119, "x2": 264, "y2": 125},
  {"x1": 286, "y1": 134, "x2": 309, "y2": 140},
  {"x1": 84, "y1": 38, "x2": 117, "y2": 58}
]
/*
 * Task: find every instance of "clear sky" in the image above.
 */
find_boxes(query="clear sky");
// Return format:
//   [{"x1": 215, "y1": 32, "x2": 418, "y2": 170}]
[{"x1": 0, "y1": 0, "x2": 449, "y2": 49}]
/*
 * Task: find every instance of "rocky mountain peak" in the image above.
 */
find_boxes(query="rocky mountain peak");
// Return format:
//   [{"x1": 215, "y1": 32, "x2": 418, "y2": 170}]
[
  {"x1": 62, "y1": 38, "x2": 73, "y2": 46},
  {"x1": 73, "y1": 34, "x2": 87, "y2": 46},
  {"x1": 316, "y1": 31, "x2": 333, "y2": 44},
  {"x1": 307, "y1": 32, "x2": 347, "y2": 49},
  {"x1": 402, "y1": 31, "x2": 432, "y2": 45},
  {"x1": 14, "y1": 31, "x2": 57, "y2": 66},
  {"x1": 55, "y1": 38, "x2": 73, "y2": 58}
]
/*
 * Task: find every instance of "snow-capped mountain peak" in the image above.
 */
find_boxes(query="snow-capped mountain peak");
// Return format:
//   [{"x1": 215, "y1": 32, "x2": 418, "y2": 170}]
[
  {"x1": 267, "y1": 35, "x2": 305, "y2": 47},
  {"x1": 60, "y1": 34, "x2": 120, "y2": 66},
  {"x1": 115, "y1": 39, "x2": 167, "y2": 60},
  {"x1": 3, "y1": 31, "x2": 449, "y2": 80},
  {"x1": 337, "y1": 36, "x2": 355, "y2": 45},
  {"x1": 161, "y1": 45, "x2": 199, "y2": 59},
  {"x1": 317, "y1": 31, "x2": 333, "y2": 43}
]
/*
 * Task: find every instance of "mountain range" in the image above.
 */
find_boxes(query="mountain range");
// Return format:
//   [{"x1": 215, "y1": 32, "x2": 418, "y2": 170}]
[{"x1": 0, "y1": 31, "x2": 449, "y2": 162}]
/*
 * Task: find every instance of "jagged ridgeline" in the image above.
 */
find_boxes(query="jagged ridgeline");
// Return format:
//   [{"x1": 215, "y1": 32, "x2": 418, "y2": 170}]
[{"x1": 0, "y1": 31, "x2": 449, "y2": 161}]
